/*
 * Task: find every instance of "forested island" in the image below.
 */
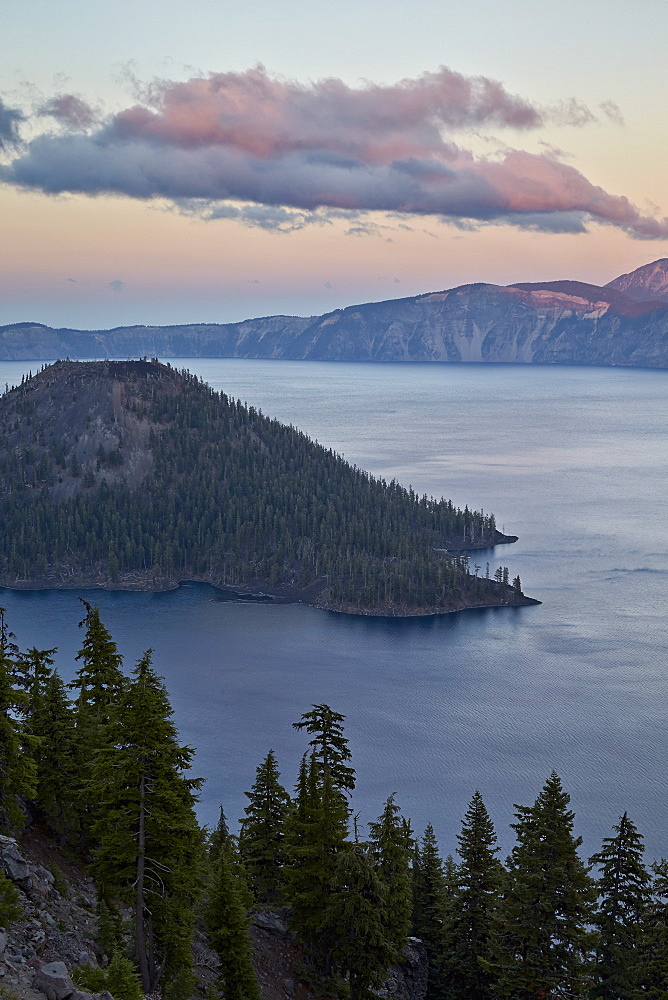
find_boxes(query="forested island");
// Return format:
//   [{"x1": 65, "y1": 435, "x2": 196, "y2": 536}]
[
  {"x1": 0, "y1": 359, "x2": 537, "y2": 616},
  {"x1": 1, "y1": 605, "x2": 666, "y2": 1000}
]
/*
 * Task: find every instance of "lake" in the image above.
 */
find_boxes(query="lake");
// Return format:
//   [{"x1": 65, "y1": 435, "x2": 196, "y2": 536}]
[{"x1": 2, "y1": 358, "x2": 668, "y2": 863}]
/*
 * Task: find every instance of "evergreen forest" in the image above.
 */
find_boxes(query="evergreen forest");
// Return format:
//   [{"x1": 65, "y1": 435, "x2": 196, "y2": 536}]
[
  {"x1": 1, "y1": 603, "x2": 667, "y2": 1000},
  {"x1": 0, "y1": 361, "x2": 531, "y2": 614}
]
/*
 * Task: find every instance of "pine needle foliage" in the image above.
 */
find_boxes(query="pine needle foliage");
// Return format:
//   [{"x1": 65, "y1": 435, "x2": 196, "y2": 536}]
[
  {"x1": 239, "y1": 749, "x2": 291, "y2": 905},
  {"x1": 493, "y1": 772, "x2": 596, "y2": 1000},
  {"x1": 325, "y1": 846, "x2": 395, "y2": 1000},
  {"x1": 441, "y1": 791, "x2": 503, "y2": 1000},
  {"x1": 589, "y1": 812, "x2": 651, "y2": 999},
  {"x1": 88, "y1": 650, "x2": 204, "y2": 995},
  {"x1": 205, "y1": 840, "x2": 261, "y2": 1000},
  {"x1": 368, "y1": 794, "x2": 413, "y2": 963},
  {"x1": 0, "y1": 607, "x2": 35, "y2": 834}
]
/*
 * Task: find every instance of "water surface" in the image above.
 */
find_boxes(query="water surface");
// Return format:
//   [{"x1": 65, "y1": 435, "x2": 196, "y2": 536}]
[{"x1": 2, "y1": 359, "x2": 667, "y2": 861}]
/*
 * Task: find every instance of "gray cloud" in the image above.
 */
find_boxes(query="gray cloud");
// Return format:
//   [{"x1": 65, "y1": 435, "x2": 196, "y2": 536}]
[
  {"x1": 0, "y1": 99, "x2": 25, "y2": 150},
  {"x1": 40, "y1": 94, "x2": 98, "y2": 128},
  {"x1": 1, "y1": 66, "x2": 664, "y2": 239},
  {"x1": 599, "y1": 100, "x2": 625, "y2": 127},
  {"x1": 109, "y1": 279, "x2": 124, "y2": 292}
]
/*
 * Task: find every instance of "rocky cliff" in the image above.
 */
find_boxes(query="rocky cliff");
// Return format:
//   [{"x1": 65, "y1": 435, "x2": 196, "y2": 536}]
[{"x1": 2, "y1": 260, "x2": 668, "y2": 368}]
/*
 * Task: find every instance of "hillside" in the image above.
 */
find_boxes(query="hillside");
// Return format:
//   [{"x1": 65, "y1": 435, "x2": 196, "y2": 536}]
[
  {"x1": 2, "y1": 259, "x2": 668, "y2": 367},
  {"x1": 0, "y1": 360, "x2": 535, "y2": 615}
]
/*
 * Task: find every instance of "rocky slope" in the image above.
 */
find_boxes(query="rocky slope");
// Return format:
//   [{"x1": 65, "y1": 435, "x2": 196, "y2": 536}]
[
  {"x1": 2, "y1": 260, "x2": 668, "y2": 368},
  {"x1": 0, "y1": 832, "x2": 427, "y2": 1000}
]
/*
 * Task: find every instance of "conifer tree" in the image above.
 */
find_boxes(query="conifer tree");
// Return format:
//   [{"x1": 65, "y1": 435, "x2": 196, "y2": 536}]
[
  {"x1": 209, "y1": 805, "x2": 231, "y2": 863},
  {"x1": 292, "y1": 704, "x2": 355, "y2": 793},
  {"x1": 443, "y1": 791, "x2": 503, "y2": 1000},
  {"x1": 642, "y1": 859, "x2": 668, "y2": 997},
  {"x1": 412, "y1": 824, "x2": 450, "y2": 1000},
  {"x1": 205, "y1": 839, "x2": 261, "y2": 1000},
  {"x1": 589, "y1": 812, "x2": 650, "y2": 999},
  {"x1": 71, "y1": 602, "x2": 126, "y2": 837},
  {"x1": 368, "y1": 794, "x2": 413, "y2": 962},
  {"x1": 326, "y1": 846, "x2": 395, "y2": 1000},
  {"x1": 285, "y1": 753, "x2": 350, "y2": 977},
  {"x1": 89, "y1": 650, "x2": 204, "y2": 995},
  {"x1": 239, "y1": 749, "x2": 291, "y2": 905},
  {"x1": 0, "y1": 869, "x2": 21, "y2": 927},
  {"x1": 494, "y1": 772, "x2": 596, "y2": 1000},
  {"x1": 0, "y1": 607, "x2": 35, "y2": 833},
  {"x1": 31, "y1": 670, "x2": 79, "y2": 844},
  {"x1": 72, "y1": 600, "x2": 125, "y2": 717}
]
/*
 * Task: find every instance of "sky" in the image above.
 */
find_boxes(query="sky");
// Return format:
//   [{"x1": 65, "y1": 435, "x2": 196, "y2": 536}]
[{"x1": 2, "y1": 0, "x2": 668, "y2": 329}]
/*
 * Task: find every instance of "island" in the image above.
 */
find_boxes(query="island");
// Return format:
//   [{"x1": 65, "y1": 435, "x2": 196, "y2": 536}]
[{"x1": 0, "y1": 360, "x2": 539, "y2": 616}]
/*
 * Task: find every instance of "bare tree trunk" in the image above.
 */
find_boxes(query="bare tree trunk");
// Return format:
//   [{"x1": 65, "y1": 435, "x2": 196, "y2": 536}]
[{"x1": 135, "y1": 773, "x2": 151, "y2": 992}]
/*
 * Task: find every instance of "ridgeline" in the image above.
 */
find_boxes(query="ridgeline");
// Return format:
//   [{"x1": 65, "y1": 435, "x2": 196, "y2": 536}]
[{"x1": 0, "y1": 360, "x2": 537, "y2": 615}]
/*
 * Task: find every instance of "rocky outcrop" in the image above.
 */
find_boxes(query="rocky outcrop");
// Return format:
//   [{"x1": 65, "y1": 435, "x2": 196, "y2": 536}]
[
  {"x1": 3, "y1": 260, "x2": 668, "y2": 368},
  {"x1": 0, "y1": 834, "x2": 100, "y2": 1000},
  {"x1": 377, "y1": 938, "x2": 428, "y2": 1000}
]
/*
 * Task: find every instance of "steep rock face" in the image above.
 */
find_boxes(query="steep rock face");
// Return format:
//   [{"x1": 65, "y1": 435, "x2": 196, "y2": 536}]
[
  {"x1": 4, "y1": 261, "x2": 667, "y2": 368},
  {"x1": 606, "y1": 258, "x2": 668, "y2": 302}
]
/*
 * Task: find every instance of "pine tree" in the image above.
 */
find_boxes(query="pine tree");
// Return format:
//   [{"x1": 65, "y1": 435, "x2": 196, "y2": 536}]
[
  {"x1": 285, "y1": 754, "x2": 350, "y2": 977},
  {"x1": 642, "y1": 859, "x2": 668, "y2": 998},
  {"x1": 71, "y1": 602, "x2": 126, "y2": 838},
  {"x1": 89, "y1": 650, "x2": 204, "y2": 995},
  {"x1": 239, "y1": 749, "x2": 291, "y2": 905},
  {"x1": 368, "y1": 794, "x2": 413, "y2": 962},
  {"x1": 494, "y1": 772, "x2": 596, "y2": 1000},
  {"x1": 0, "y1": 869, "x2": 21, "y2": 927},
  {"x1": 209, "y1": 805, "x2": 231, "y2": 863},
  {"x1": 588, "y1": 812, "x2": 650, "y2": 999},
  {"x1": 412, "y1": 824, "x2": 450, "y2": 1000},
  {"x1": 0, "y1": 607, "x2": 35, "y2": 833},
  {"x1": 326, "y1": 846, "x2": 395, "y2": 1000},
  {"x1": 72, "y1": 600, "x2": 125, "y2": 717},
  {"x1": 292, "y1": 703, "x2": 355, "y2": 793},
  {"x1": 439, "y1": 792, "x2": 503, "y2": 1000},
  {"x1": 205, "y1": 839, "x2": 261, "y2": 1000},
  {"x1": 104, "y1": 952, "x2": 145, "y2": 1000},
  {"x1": 31, "y1": 670, "x2": 79, "y2": 844}
]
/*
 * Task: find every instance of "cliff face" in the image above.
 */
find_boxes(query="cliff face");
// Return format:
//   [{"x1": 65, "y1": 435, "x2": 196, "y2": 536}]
[{"x1": 2, "y1": 260, "x2": 668, "y2": 368}]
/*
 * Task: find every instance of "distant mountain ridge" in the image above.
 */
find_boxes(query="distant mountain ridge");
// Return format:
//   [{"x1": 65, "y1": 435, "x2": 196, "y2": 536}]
[{"x1": 3, "y1": 258, "x2": 668, "y2": 367}]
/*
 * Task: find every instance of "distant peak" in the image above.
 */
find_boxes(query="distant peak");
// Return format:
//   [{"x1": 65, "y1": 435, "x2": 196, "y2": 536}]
[{"x1": 606, "y1": 259, "x2": 668, "y2": 302}]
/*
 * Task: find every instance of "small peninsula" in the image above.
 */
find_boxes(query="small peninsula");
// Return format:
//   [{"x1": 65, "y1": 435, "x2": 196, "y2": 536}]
[{"x1": 0, "y1": 360, "x2": 538, "y2": 616}]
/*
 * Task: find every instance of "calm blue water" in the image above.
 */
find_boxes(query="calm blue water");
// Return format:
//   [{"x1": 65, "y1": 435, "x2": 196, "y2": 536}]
[{"x1": 1, "y1": 359, "x2": 668, "y2": 863}]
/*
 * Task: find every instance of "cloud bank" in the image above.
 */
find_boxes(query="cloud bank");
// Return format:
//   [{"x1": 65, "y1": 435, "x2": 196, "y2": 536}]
[{"x1": 1, "y1": 66, "x2": 666, "y2": 238}]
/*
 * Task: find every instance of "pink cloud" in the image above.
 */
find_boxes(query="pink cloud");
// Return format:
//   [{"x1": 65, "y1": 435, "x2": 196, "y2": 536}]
[{"x1": 1, "y1": 67, "x2": 666, "y2": 239}]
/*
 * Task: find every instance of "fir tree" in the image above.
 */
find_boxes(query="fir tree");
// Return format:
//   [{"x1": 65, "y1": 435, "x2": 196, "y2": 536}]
[
  {"x1": 31, "y1": 670, "x2": 79, "y2": 844},
  {"x1": 89, "y1": 650, "x2": 204, "y2": 994},
  {"x1": 642, "y1": 859, "x2": 668, "y2": 998},
  {"x1": 205, "y1": 839, "x2": 261, "y2": 1000},
  {"x1": 0, "y1": 607, "x2": 35, "y2": 833},
  {"x1": 239, "y1": 749, "x2": 291, "y2": 905},
  {"x1": 412, "y1": 824, "x2": 450, "y2": 1000},
  {"x1": 104, "y1": 953, "x2": 145, "y2": 1000},
  {"x1": 494, "y1": 772, "x2": 596, "y2": 1000},
  {"x1": 326, "y1": 846, "x2": 395, "y2": 1000},
  {"x1": 285, "y1": 752, "x2": 350, "y2": 977},
  {"x1": 292, "y1": 704, "x2": 355, "y2": 793},
  {"x1": 0, "y1": 869, "x2": 21, "y2": 927},
  {"x1": 72, "y1": 600, "x2": 125, "y2": 717},
  {"x1": 368, "y1": 794, "x2": 413, "y2": 962},
  {"x1": 209, "y1": 805, "x2": 231, "y2": 863},
  {"x1": 442, "y1": 791, "x2": 503, "y2": 1000},
  {"x1": 589, "y1": 812, "x2": 650, "y2": 999}
]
